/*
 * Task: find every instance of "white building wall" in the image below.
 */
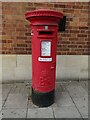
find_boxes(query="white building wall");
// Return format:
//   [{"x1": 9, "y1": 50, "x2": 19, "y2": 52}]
[{"x1": 0, "y1": 55, "x2": 89, "y2": 83}]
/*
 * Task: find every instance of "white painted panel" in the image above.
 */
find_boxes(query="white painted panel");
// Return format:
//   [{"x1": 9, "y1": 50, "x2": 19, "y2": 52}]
[
  {"x1": 2, "y1": 55, "x2": 16, "y2": 67},
  {"x1": 1, "y1": 55, "x2": 89, "y2": 82},
  {"x1": 2, "y1": 68, "x2": 15, "y2": 81},
  {"x1": 15, "y1": 67, "x2": 31, "y2": 80},
  {"x1": 17, "y1": 55, "x2": 31, "y2": 67}
]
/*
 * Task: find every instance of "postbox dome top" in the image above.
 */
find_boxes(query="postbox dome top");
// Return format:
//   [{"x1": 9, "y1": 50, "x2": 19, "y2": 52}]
[{"x1": 25, "y1": 9, "x2": 63, "y2": 21}]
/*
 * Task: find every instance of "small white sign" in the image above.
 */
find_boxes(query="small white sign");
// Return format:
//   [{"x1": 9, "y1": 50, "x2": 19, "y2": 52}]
[
  {"x1": 41, "y1": 41, "x2": 51, "y2": 56},
  {"x1": 38, "y1": 57, "x2": 52, "y2": 62}
]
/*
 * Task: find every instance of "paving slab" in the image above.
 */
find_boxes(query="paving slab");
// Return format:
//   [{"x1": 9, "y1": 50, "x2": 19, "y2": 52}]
[
  {"x1": 0, "y1": 87, "x2": 2, "y2": 111},
  {"x1": 55, "y1": 118, "x2": 83, "y2": 120},
  {"x1": 56, "y1": 91, "x2": 75, "y2": 107},
  {"x1": 82, "y1": 115, "x2": 88, "y2": 118},
  {"x1": 0, "y1": 100, "x2": 2, "y2": 111},
  {"x1": 79, "y1": 81, "x2": 88, "y2": 92},
  {"x1": 10, "y1": 83, "x2": 29, "y2": 95},
  {"x1": 72, "y1": 97, "x2": 88, "y2": 116},
  {"x1": 51, "y1": 92, "x2": 75, "y2": 108},
  {"x1": 83, "y1": 118, "x2": 89, "y2": 120},
  {"x1": 0, "y1": 94, "x2": 2, "y2": 108},
  {"x1": 66, "y1": 81, "x2": 88, "y2": 118},
  {"x1": 1, "y1": 81, "x2": 88, "y2": 119},
  {"x1": 53, "y1": 106, "x2": 81, "y2": 118},
  {"x1": 3, "y1": 94, "x2": 28, "y2": 109},
  {"x1": 51, "y1": 83, "x2": 75, "y2": 108},
  {"x1": 0, "y1": 84, "x2": 2, "y2": 93},
  {"x1": 0, "y1": 111, "x2": 2, "y2": 120},
  {"x1": 66, "y1": 81, "x2": 88, "y2": 98},
  {"x1": 2, "y1": 108, "x2": 26, "y2": 118},
  {"x1": 27, "y1": 107, "x2": 54, "y2": 118},
  {"x1": 2, "y1": 84, "x2": 12, "y2": 102}
]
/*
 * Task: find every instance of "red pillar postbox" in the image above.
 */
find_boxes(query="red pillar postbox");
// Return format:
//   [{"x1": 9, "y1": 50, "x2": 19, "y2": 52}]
[{"x1": 25, "y1": 9, "x2": 63, "y2": 107}]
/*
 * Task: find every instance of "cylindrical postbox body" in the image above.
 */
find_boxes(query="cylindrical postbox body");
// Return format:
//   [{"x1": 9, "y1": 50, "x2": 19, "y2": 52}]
[{"x1": 25, "y1": 9, "x2": 63, "y2": 107}]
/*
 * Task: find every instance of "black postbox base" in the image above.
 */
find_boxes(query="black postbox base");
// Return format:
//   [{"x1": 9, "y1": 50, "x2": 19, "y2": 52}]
[{"x1": 31, "y1": 88, "x2": 55, "y2": 107}]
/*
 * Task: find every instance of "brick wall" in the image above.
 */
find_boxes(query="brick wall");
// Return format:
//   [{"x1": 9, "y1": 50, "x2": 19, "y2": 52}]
[{"x1": 2, "y1": 2, "x2": 89, "y2": 55}]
